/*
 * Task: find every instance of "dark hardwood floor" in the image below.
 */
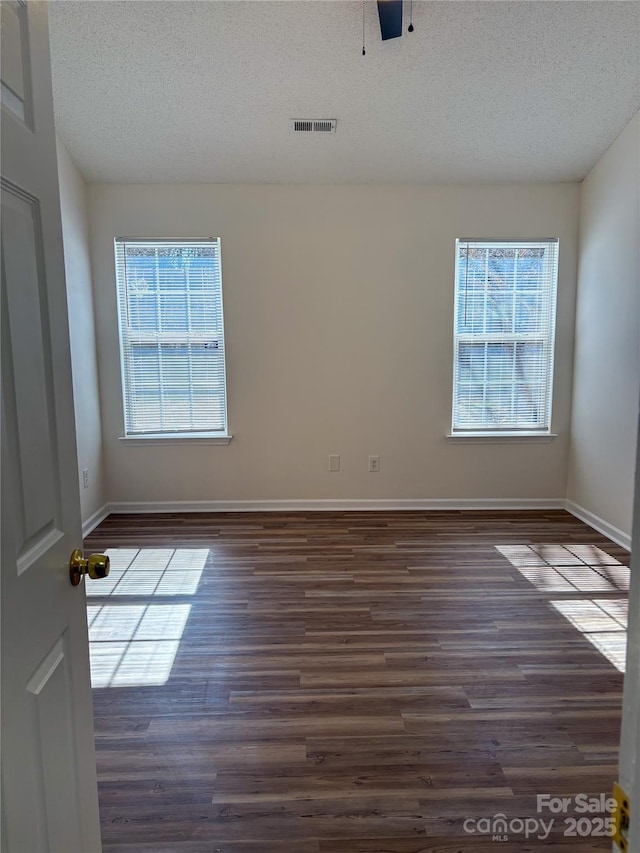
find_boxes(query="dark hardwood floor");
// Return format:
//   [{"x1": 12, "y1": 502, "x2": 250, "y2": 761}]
[{"x1": 84, "y1": 510, "x2": 630, "y2": 852}]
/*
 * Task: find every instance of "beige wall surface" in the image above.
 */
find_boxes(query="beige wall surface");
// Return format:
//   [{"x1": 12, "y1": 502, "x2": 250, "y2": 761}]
[
  {"x1": 57, "y1": 137, "x2": 106, "y2": 522},
  {"x1": 567, "y1": 112, "x2": 640, "y2": 537},
  {"x1": 88, "y1": 182, "x2": 580, "y2": 505}
]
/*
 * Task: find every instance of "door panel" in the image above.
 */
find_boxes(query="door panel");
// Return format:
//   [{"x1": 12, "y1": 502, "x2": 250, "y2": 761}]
[
  {"x1": 2, "y1": 183, "x2": 60, "y2": 560},
  {"x1": 1, "y1": 2, "x2": 102, "y2": 851},
  {"x1": 26, "y1": 633, "x2": 83, "y2": 853}
]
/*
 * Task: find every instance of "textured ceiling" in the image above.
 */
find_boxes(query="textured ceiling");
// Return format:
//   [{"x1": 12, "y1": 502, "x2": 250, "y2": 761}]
[{"x1": 49, "y1": 1, "x2": 640, "y2": 184}]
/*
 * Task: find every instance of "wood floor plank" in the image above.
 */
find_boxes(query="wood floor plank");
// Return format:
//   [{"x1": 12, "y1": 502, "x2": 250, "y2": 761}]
[{"x1": 85, "y1": 509, "x2": 627, "y2": 851}]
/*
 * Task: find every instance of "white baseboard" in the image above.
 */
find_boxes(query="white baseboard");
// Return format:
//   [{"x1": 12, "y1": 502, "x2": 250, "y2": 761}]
[
  {"x1": 107, "y1": 497, "x2": 565, "y2": 514},
  {"x1": 564, "y1": 500, "x2": 631, "y2": 551},
  {"x1": 81, "y1": 504, "x2": 111, "y2": 537}
]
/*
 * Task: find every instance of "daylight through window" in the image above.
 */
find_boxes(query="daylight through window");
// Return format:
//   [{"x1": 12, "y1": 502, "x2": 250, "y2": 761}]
[
  {"x1": 452, "y1": 239, "x2": 558, "y2": 433},
  {"x1": 115, "y1": 238, "x2": 228, "y2": 437}
]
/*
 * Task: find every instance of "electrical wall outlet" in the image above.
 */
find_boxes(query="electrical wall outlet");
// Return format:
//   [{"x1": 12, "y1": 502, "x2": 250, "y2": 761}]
[
  {"x1": 82, "y1": 468, "x2": 89, "y2": 489},
  {"x1": 329, "y1": 454, "x2": 340, "y2": 472},
  {"x1": 368, "y1": 455, "x2": 380, "y2": 472}
]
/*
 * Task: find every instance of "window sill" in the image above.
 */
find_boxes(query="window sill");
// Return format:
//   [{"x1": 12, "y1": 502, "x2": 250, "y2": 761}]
[
  {"x1": 446, "y1": 432, "x2": 558, "y2": 444},
  {"x1": 119, "y1": 433, "x2": 233, "y2": 446}
]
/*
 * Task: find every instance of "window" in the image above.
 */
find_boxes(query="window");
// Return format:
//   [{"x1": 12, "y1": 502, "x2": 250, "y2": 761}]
[
  {"x1": 452, "y1": 239, "x2": 558, "y2": 434},
  {"x1": 115, "y1": 238, "x2": 228, "y2": 438}
]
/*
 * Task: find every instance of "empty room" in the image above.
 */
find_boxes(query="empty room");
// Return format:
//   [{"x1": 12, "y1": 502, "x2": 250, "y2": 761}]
[{"x1": 1, "y1": 1, "x2": 640, "y2": 851}]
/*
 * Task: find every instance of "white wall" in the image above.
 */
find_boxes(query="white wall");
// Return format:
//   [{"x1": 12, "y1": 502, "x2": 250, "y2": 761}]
[
  {"x1": 567, "y1": 112, "x2": 640, "y2": 539},
  {"x1": 88, "y1": 182, "x2": 580, "y2": 506},
  {"x1": 57, "y1": 137, "x2": 106, "y2": 523}
]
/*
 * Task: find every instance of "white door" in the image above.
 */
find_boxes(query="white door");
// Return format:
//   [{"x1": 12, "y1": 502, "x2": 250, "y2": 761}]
[{"x1": 1, "y1": 1, "x2": 102, "y2": 850}]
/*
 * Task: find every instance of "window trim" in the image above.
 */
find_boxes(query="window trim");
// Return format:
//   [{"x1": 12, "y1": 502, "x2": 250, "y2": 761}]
[
  {"x1": 445, "y1": 432, "x2": 558, "y2": 443},
  {"x1": 114, "y1": 237, "x2": 230, "y2": 441},
  {"x1": 451, "y1": 238, "x2": 559, "y2": 437},
  {"x1": 118, "y1": 434, "x2": 232, "y2": 445}
]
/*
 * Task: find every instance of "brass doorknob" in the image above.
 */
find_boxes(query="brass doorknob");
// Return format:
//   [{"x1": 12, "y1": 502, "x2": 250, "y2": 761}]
[{"x1": 69, "y1": 549, "x2": 110, "y2": 586}]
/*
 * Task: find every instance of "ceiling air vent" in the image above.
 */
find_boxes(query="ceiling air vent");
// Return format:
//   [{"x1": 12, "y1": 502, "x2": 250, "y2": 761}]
[{"x1": 290, "y1": 119, "x2": 337, "y2": 134}]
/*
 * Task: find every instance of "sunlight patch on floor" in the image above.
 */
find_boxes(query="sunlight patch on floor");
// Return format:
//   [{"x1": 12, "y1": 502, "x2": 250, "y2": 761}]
[
  {"x1": 87, "y1": 603, "x2": 191, "y2": 687},
  {"x1": 85, "y1": 547, "x2": 209, "y2": 687},
  {"x1": 86, "y1": 547, "x2": 208, "y2": 597},
  {"x1": 550, "y1": 599, "x2": 628, "y2": 672},
  {"x1": 496, "y1": 544, "x2": 628, "y2": 673}
]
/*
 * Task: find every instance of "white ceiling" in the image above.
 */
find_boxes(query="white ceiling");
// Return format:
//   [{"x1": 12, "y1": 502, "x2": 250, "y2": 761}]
[{"x1": 49, "y1": 1, "x2": 640, "y2": 184}]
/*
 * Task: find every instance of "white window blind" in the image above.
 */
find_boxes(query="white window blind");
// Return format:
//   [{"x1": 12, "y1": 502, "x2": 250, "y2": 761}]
[
  {"x1": 452, "y1": 239, "x2": 559, "y2": 433},
  {"x1": 115, "y1": 238, "x2": 228, "y2": 437}
]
